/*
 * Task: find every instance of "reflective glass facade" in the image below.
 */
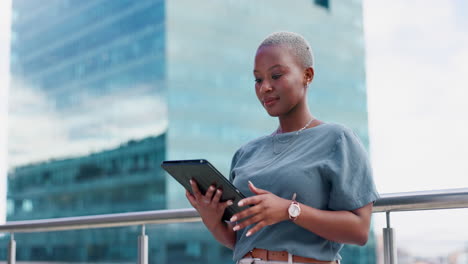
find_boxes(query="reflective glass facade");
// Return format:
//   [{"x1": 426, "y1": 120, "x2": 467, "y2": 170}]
[
  {"x1": 8, "y1": 0, "x2": 167, "y2": 169},
  {"x1": 5, "y1": 0, "x2": 172, "y2": 262},
  {"x1": 6, "y1": 135, "x2": 167, "y2": 261},
  {"x1": 3, "y1": 0, "x2": 376, "y2": 263}
]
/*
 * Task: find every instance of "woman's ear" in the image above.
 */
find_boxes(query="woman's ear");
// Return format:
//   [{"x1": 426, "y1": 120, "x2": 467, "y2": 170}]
[{"x1": 303, "y1": 67, "x2": 314, "y2": 86}]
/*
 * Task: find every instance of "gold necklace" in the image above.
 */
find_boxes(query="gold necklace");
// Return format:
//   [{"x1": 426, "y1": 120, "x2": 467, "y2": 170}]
[{"x1": 276, "y1": 117, "x2": 315, "y2": 135}]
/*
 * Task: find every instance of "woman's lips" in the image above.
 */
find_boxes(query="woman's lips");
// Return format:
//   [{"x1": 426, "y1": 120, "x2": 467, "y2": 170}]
[{"x1": 264, "y1": 98, "x2": 279, "y2": 107}]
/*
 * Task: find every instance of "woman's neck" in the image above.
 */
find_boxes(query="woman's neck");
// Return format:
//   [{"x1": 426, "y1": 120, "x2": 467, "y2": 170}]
[{"x1": 277, "y1": 105, "x2": 314, "y2": 133}]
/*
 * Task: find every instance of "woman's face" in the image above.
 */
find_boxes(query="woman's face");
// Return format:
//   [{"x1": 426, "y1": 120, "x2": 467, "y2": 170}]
[{"x1": 253, "y1": 45, "x2": 310, "y2": 117}]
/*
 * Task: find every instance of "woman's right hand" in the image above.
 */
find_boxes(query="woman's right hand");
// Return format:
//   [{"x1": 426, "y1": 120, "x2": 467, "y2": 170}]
[{"x1": 186, "y1": 179, "x2": 233, "y2": 230}]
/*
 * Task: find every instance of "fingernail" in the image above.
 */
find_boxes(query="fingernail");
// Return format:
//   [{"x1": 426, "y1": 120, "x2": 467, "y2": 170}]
[
  {"x1": 227, "y1": 200, "x2": 233, "y2": 206},
  {"x1": 217, "y1": 189, "x2": 222, "y2": 194},
  {"x1": 190, "y1": 179, "x2": 193, "y2": 184},
  {"x1": 233, "y1": 225, "x2": 240, "y2": 231},
  {"x1": 248, "y1": 180, "x2": 253, "y2": 185},
  {"x1": 238, "y1": 201, "x2": 244, "y2": 207},
  {"x1": 246, "y1": 231, "x2": 251, "y2": 237},
  {"x1": 209, "y1": 186, "x2": 215, "y2": 191},
  {"x1": 230, "y1": 216, "x2": 237, "y2": 222}
]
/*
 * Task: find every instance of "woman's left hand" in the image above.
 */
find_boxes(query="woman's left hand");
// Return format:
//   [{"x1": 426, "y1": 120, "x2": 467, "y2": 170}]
[{"x1": 229, "y1": 181, "x2": 291, "y2": 237}]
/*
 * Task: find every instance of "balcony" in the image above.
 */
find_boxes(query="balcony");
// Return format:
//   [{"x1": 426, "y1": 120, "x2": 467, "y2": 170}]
[{"x1": 1, "y1": 188, "x2": 467, "y2": 264}]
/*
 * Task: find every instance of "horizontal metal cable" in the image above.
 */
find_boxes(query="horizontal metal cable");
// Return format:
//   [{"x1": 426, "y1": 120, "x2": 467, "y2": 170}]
[{"x1": 1, "y1": 188, "x2": 467, "y2": 233}]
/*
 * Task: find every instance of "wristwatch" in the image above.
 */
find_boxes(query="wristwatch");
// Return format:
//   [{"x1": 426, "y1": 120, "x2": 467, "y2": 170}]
[{"x1": 288, "y1": 193, "x2": 301, "y2": 221}]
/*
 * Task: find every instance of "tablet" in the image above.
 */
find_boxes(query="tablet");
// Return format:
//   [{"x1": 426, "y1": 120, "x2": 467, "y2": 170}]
[{"x1": 161, "y1": 159, "x2": 249, "y2": 221}]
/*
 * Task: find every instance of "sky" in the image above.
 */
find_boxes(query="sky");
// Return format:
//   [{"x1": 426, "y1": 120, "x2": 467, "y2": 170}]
[
  {"x1": 1, "y1": 0, "x2": 468, "y2": 260},
  {"x1": 7, "y1": 78, "x2": 168, "y2": 167},
  {"x1": 363, "y1": 0, "x2": 468, "y2": 258},
  {"x1": 0, "y1": 0, "x2": 11, "y2": 226}
]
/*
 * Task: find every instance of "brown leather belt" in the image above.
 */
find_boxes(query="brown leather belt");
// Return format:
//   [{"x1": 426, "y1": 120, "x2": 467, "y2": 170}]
[{"x1": 243, "y1": 248, "x2": 338, "y2": 264}]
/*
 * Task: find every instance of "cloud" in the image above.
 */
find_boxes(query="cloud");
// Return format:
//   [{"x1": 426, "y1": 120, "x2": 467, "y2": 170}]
[
  {"x1": 0, "y1": 0, "x2": 11, "y2": 224},
  {"x1": 8, "y1": 77, "x2": 168, "y2": 168},
  {"x1": 364, "y1": 0, "x2": 468, "y2": 259},
  {"x1": 364, "y1": 0, "x2": 468, "y2": 192}
]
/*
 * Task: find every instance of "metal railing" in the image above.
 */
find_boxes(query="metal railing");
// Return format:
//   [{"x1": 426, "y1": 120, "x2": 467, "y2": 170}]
[{"x1": 1, "y1": 187, "x2": 468, "y2": 264}]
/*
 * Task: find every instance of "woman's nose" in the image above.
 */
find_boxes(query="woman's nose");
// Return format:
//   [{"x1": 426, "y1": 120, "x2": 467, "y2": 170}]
[{"x1": 260, "y1": 81, "x2": 273, "y2": 93}]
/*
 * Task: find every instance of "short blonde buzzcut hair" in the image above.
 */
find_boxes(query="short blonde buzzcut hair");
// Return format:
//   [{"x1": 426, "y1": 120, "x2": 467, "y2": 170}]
[{"x1": 258, "y1": 31, "x2": 314, "y2": 69}]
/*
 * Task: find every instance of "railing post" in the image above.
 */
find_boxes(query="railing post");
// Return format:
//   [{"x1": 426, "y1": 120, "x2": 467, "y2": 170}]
[
  {"x1": 138, "y1": 225, "x2": 148, "y2": 264},
  {"x1": 7, "y1": 233, "x2": 16, "y2": 264},
  {"x1": 383, "y1": 212, "x2": 397, "y2": 264}
]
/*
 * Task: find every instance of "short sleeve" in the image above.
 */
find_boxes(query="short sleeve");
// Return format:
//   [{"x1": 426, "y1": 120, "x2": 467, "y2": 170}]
[
  {"x1": 326, "y1": 128, "x2": 379, "y2": 211},
  {"x1": 229, "y1": 148, "x2": 242, "y2": 182}
]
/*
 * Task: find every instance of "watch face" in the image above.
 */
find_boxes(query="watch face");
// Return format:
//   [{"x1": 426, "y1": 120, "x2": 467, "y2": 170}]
[{"x1": 288, "y1": 204, "x2": 300, "y2": 217}]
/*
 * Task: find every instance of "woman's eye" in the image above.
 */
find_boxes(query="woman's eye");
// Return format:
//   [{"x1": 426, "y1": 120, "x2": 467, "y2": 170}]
[
  {"x1": 272, "y1": 74, "x2": 282, "y2": 80},
  {"x1": 255, "y1": 78, "x2": 262, "y2": 84}
]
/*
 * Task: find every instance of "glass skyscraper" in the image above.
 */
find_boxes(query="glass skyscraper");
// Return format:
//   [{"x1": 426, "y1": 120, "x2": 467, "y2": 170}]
[
  {"x1": 4, "y1": 0, "x2": 376, "y2": 263},
  {"x1": 6, "y1": 135, "x2": 167, "y2": 261}
]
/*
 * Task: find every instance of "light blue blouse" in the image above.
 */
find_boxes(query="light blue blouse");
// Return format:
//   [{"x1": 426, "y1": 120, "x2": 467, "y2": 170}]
[{"x1": 229, "y1": 122, "x2": 379, "y2": 261}]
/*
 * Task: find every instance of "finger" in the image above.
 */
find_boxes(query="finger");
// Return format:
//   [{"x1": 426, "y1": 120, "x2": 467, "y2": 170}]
[
  {"x1": 226, "y1": 220, "x2": 236, "y2": 229},
  {"x1": 220, "y1": 200, "x2": 234, "y2": 211},
  {"x1": 237, "y1": 195, "x2": 262, "y2": 207},
  {"x1": 212, "y1": 188, "x2": 223, "y2": 204},
  {"x1": 185, "y1": 190, "x2": 198, "y2": 208},
  {"x1": 218, "y1": 200, "x2": 234, "y2": 212},
  {"x1": 190, "y1": 179, "x2": 203, "y2": 199},
  {"x1": 248, "y1": 181, "x2": 269, "y2": 195},
  {"x1": 230, "y1": 202, "x2": 262, "y2": 222},
  {"x1": 204, "y1": 185, "x2": 216, "y2": 202},
  {"x1": 233, "y1": 213, "x2": 263, "y2": 231},
  {"x1": 245, "y1": 221, "x2": 268, "y2": 237}
]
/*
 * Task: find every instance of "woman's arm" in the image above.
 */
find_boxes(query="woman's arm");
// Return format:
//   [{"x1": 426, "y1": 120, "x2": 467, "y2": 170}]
[
  {"x1": 230, "y1": 181, "x2": 373, "y2": 246},
  {"x1": 295, "y1": 201, "x2": 373, "y2": 245},
  {"x1": 186, "y1": 180, "x2": 237, "y2": 249}
]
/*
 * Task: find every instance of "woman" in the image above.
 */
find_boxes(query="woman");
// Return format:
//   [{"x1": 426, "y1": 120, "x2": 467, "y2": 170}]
[{"x1": 186, "y1": 31, "x2": 379, "y2": 264}]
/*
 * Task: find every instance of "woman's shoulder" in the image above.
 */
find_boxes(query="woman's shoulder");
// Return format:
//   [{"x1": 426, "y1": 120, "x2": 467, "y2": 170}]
[
  {"x1": 326, "y1": 122, "x2": 364, "y2": 140},
  {"x1": 321, "y1": 122, "x2": 368, "y2": 155},
  {"x1": 318, "y1": 122, "x2": 352, "y2": 134},
  {"x1": 302, "y1": 122, "x2": 353, "y2": 141},
  {"x1": 304, "y1": 122, "x2": 363, "y2": 151}
]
